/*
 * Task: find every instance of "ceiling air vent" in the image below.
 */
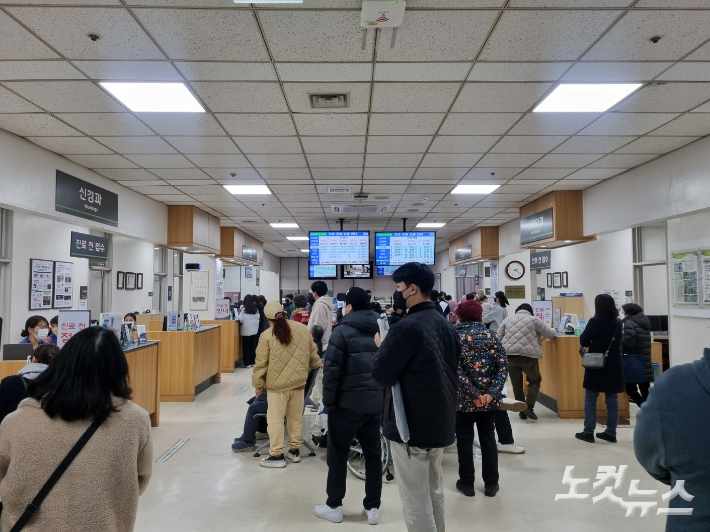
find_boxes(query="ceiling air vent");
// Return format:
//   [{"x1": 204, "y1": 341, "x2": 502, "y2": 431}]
[
  {"x1": 327, "y1": 187, "x2": 352, "y2": 194},
  {"x1": 330, "y1": 204, "x2": 391, "y2": 214},
  {"x1": 407, "y1": 209, "x2": 420, "y2": 212},
  {"x1": 373, "y1": 195, "x2": 389, "y2": 200},
  {"x1": 411, "y1": 202, "x2": 426, "y2": 207},
  {"x1": 354, "y1": 192, "x2": 369, "y2": 199},
  {"x1": 310, "y1": 93, "x2": 350, "y2": 109}
]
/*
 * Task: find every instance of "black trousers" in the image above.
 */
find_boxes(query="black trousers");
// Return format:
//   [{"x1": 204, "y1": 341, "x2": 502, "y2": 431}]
[
  {"x1": 626, "y1": 381, "x2": 650, "y2": 406},
  {"x1": 494, "y1": 409, "x2": 514, "y2": 445},
  {"x1": 242, "y1": 334, "x2": 258, "y2": 366},
  {"x1": 456, "y1": 410, "x2": 498, "y2": 486},
  {"x1": 326, "y1": 409, "x2": 382, "y2": 510}
]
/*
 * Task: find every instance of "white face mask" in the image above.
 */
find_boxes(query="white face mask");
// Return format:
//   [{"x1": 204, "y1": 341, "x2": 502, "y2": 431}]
[
  {"x1": 34, "y1": 328, "x2": 49, "y2": 340},
  {"x1": 342, "y1": 305, "x2": 350, "y2": 316}
]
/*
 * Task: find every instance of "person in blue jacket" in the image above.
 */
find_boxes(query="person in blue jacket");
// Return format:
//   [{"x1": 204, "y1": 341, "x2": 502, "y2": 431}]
[{"x1": 18, "y1": 316, "x2": 50, "y2": 349}]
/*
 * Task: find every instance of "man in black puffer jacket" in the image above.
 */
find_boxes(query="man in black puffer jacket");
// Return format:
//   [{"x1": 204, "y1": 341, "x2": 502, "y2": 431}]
[
  {"x1": 373, "y1": 263, "x2": 461, "y2": 532},
  {"x1": 621, "y1": 303, "x2": 654, "y2": 405},
  {"x1": 315, "y1": 287, "x2": 384, "y2": 525}
]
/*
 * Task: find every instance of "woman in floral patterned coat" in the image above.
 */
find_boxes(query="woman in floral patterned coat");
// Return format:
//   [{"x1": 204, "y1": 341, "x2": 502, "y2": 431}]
[{"x1": 454, "y1": 298, "x2": 509, "y2": 498}]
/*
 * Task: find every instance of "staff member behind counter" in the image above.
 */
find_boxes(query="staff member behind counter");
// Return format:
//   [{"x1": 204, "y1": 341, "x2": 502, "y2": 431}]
[{"x1": 19, "y1": 316, "x2": 52, "y2": 349}]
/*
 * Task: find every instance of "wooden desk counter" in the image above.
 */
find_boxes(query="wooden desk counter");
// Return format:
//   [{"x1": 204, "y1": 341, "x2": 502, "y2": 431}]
[
  {"x1": 146, "y1": 325, "x2": 221, "y2": 402},
  {"x1": 0, "y1": 361, "x2": 28, "y2": 380},
  {"x1": 537, "y1": 336, "x2": 630, "y2": 421},
  {"x1": 201, "y1": 320, "x2": 241, "y2": 373}
]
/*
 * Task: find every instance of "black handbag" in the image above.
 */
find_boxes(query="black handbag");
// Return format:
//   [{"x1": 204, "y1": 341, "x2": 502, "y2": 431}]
[
  {"x1": 580, "y1": 321, "x2": 619, "y2": 369},
  {"x1": 1, "y1": 418, "x2": 103, "y2": 532}
]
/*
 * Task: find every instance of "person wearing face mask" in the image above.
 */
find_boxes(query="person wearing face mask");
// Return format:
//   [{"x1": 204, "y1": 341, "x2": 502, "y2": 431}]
[
  {"x1": 388, "y1": 289, "x2": 408, "y2": 327},
  {"x1": 124, "y1": 313, "x2": 137, "y2": 329},
  {"x1": 19, "y1": 316, "x2": 50, "y2": 349},
  {"x1": 48, "y1": 315, "x2": 59, "y2": 345},
  {"x1": 482, "y1": 292, "x2": 509, "y2": 334}
]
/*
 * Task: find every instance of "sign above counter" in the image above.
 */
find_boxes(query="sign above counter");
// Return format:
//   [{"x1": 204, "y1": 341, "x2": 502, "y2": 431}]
[
  {"x1": 520, "y1": 207, "x2": 554, "y2": 245},
  {"x1": 55, "y1": 170, "x2": 118, "y2": 227},
  {"x1": 530, "y1": 250, "x2": 551, "y2": 271},
  {"x1": 70, "y1": 231, "x2": 108, "y2": 260}
]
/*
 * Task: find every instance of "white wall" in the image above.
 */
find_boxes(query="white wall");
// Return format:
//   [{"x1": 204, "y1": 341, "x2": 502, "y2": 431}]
[
  {"x1": 642, "y1": 264, "x2": 669, "y2": 315},
  {"x1": 111, "y1": 235, "x2": 154, "y2": 315},
  {"x1": 431, "y1": 250, "x2": 455, "y2": 297},
  {"x1": 222, "y1": 251, "x2": 281, "y2": 301}
]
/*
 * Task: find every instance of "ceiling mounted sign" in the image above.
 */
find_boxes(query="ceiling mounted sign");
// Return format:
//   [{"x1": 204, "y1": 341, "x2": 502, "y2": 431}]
[
  {"x1": 70, "y1": 231, "x2": 108, "y2": 261},
  {"x1": 530, "y1": 250, "x2": 552, "y2": 271},
  {"x1": 55, "y1": 170, "x2": 118, "y2": 227},
  {"x1": 520, "y1": 207, "x2": 553, "y2": 245}
]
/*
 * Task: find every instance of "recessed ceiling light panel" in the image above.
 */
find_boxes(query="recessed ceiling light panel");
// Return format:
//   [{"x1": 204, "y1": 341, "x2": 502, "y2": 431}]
[
  {"x1": 271, "y1": 223, "x2": 299, "y2": 228},
  {"x1": 286, "y1": 236, "x2": 309, "y2": 241},
  {"x1": 533, "y1": 84, "x2": 642, "y2": 113},
  {"x1": 223, "y1": 185, "x2": 271, "y2": 195},
  {"x1": 417, "y1": 222, "x2": 446, "y2": 228},
  {"x1": 234, "y1": 0, "x2": 301, "y2": 2},
  {"x1": 100, "y1": 82, "x2": 204, "y2": 112},
  {"x1": 451, "y1": 184, "x2": 500, "y2": 195}
]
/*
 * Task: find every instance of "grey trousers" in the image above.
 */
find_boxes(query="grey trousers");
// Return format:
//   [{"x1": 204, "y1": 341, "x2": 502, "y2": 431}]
[{"x1": 390, "y1": 442, "x2": 446, "y2": 532}]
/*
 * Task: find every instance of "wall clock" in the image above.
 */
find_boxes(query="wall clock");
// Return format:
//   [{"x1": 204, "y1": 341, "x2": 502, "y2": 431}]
[{"x1": 505, "y1": 260, "x2": 525, "y2": 280}]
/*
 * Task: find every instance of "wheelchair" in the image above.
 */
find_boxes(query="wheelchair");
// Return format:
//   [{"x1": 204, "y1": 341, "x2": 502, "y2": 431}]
[{"x1": 346, "y1": 428, "x2": 394, "y2": 482}]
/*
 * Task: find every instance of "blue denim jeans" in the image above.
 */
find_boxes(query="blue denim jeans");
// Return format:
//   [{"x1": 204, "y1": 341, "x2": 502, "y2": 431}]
[
  {"x1": 240, "y1": 399, "x2": 268, "y2": 443},
  {"x1": 583, "y1": 390, "x2": 618, "y2": 437}
]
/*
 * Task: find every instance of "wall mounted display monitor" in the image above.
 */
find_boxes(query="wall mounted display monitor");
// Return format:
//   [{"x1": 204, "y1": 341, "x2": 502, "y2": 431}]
[
  {"x1": 377, "y1": 265, "x2": 399, "y2": 276},
  {"x1": 309, "y1": 265, "x2": 338, "y2": 280},
  {"x1": 375, "y1": 232, "x2": 436, "y2": 266},
  {"x1": 342, "y1": 262, "x2": 373, "y2": 279},
  {"x1": 309, "y1": 231, "x2": 370, "y2": 265}
]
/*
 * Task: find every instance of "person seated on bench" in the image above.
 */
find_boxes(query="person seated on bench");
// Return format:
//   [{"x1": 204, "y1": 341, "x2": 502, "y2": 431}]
[{"x1": 232, "y1": 390, "x2": 269, "y2": 453}]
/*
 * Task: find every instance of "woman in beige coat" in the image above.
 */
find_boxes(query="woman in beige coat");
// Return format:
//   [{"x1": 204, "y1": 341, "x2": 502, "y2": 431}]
[
  {"x1": 0, "y1": 327, "x2": 152, "y2": 532},
  {"x1": 253, "y1": 301, "x2": 321, "y2": 468}
]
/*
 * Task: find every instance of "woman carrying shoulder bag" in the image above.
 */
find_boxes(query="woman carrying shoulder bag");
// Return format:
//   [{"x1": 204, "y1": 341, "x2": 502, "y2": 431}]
[{"x1": 576, "y1": 294, "x2": 624, "y2": 444}]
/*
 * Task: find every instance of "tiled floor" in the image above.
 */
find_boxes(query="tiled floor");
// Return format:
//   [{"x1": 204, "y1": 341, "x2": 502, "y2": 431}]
[{"x1": 134, "y1": 371, "x2": 669, "y2": 531}]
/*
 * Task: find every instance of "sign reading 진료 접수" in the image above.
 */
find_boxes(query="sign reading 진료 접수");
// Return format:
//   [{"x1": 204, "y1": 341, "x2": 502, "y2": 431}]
[
  {"x1": 56, "y1": 170, "x2": 119, "y2": 227},
  {"x1": 70, "y1": 231, "x2": 108, "y2": 260}
]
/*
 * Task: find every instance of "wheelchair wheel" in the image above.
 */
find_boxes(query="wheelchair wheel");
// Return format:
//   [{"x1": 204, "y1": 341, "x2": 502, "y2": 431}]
[{"x1": 346, "y1": 431, "x2": 392, "y2": 481}]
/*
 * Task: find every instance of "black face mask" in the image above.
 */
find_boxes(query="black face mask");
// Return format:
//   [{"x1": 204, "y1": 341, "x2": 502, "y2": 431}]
[{"x1": 393, "y1": 288, "x2": 409, "y2": 309}]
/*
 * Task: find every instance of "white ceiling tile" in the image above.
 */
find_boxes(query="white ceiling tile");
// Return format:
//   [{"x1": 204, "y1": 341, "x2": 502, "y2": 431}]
[
  {"x1": 166, "y1": 179, "x2": 215, "y2": 185},
  {"x1": 137, "y1": 113, "x2": 225, "y2": 135},
  {"x1": 270, "y1": 184, "x2": 317, "y2": 194},
  {"x1": 95, "y1": 168, "x2": 157, "y2": 180},
  {"x1": 249, "y1": 154, "x2": 307, "y2": 168},
  {"x1": 686, "y1": 41, "x2": 710, "y2": 61},
  {"x1": 579, "y1": 113, "x2": 679, "y2": 135},
  {"x1": 7, "y1": 7, "x2": 163, "y2": 60},
  {"x1": 124, "y1": 185, "x2": 181, "y2": 195},
  {"x1": 552, "y1": 135, "x2": 636, "y2": 153},
  {"x1": 614, "y1": 83, "x2": 710, "y2": 113},
  {"x1": 491, "y1": 135, "x2": 568, "y2": 153},
  {"x1": 209, "y1": 168, "x2": 262, "y2": 180},
  {"x1": 134, "y1": 9, "x2": 268, "y2": 61},
  {"x1": 73, "y1": 61, "x2": 182, "y2": 81},
  {"x1": 587, "y1": 153, "x2": 659, "y2": 168},
  {"x1": 615, "y1": 136, "x2": 699, "y2": 154},
  {"x1": 94, "y1": 136, "x2": 177, "y2": 154},
  {"x1": 376, "y1": 11, "x2": 499, "y2": 62},
  {"x1": 496, "y1": 183, "x2": 550, "y2": 194},
  {"x1": 175, "y1": 62, "x2": 277, "y2": 81},
  {"x1": 369, "y1": 113, "x2": 445, "y2": 135},
  {"x1": 150, "y1": 168, "x2": 210, "y2": 179},
  {"x1": 657, "y1": 63, "x2": 710, "y2": 82},
  {"x1": 510, "y1": 0, "x2": 631, "y2": 5},
  {"x1": 235, "y1": 137, "x2": 302, "y2": 154},
  {"x1": 257, "y1": 168, "x2": 311, "y2": 180},
  {"x1": 439, "y1": 113, "x2": 522, "y2": 135},
  {"x1": 374, "y1": 63, "x2": 471, "y2": 82},
  {"x1": 452, "y1": 83, "x2": 553, "y2": 113},
  {"x1": 56, "y1": 112, "x2": 153, "y2": 136},
  {"x1": 0, "y1": 11, "x2": 59, "y2": 60},
  {"x1": 465, "y1": 168, "x2": 524, "y2": 180},
  {"x1": 508, "y1": 113, "x2": 600, "y2": 135},
  {"x1": 479, "y1": 10, "x2": 618, "y2": 61},
  {"x1": 532, "y1": 153, "x2": 602, "y2": 167},
  {"x1": 125, "y1": 154, "x2": 195, "y2": 168},
  {"x1": 362, "y1": 185, "x2": 408, "y2": 194},
  {"x1": 147, "y1": 194, "x2": 192, "y2": 202},
  {"x1": 26, "y1": 136, "x2": 112, "y2": 155},
  {"x1": 66, "y1": 154, "x2": 137, "y2": 168},
  {"x1": 476, "y1": 153, "x2": 542, "y2": 167},
  {"x1": 276, "y1": 63, "x2": 371, "y2": 82},
  {"x1": 185, "y1": 154, "x2": 251, "y2": 167},
  {"x1": 302, "y1": 137, "x2": 365, "y2": 154},
  {"x1": 548, "y1": 179, "x2": 603, "y2": 190},
  {"x1": 163, "y1": 136, "x2": 238, "y2": 154},
  {"x1": 412, "y1": 168, "x2": 469, "y2": 180},
  {"x1": 176, "y1": 184, "x2": 231, "y2": 195},
  {"x1": 217, "y1": 114, "x2": 295, "y2": 136},
  {"x1": 0, "y1": 86, "x2": 42, "y2": 112},
  {"x1": 311, "y1": 168, "x2": 362, "y2": 180},
  {"x1": 427, "y1": 136, "x2": 498, "y2": 153},
  {"x1": 4, "y1": 81, "x2": 124, "y2": 112},
  {"x1": 363, "y1": 168, "x2": 416, "y2": 180},
  {"x1": 192, "y1": 82, "x2": 288, "y2": 113},
  {"x1": 468, "y1": 62, "x2": 572, "y2": 82},
  {"x1": 284, "y1": 82, "x2": 370, "y2": 113},
  {"x1": 294, "y1": 114, "x2": 367, "y2": 136},
  {"x1": 584, "y1": 11, "x2": 710, "y2": 61},
  {"x1": 507, "y1": 178, "x2": 557, "y2": 187},
  {"x1": 372, "y1": 83, "x2": 460, "y2": 113},
  {"x1": 308, "y1": 154, "x2": 364, "y2": 168},
  {"x1": 421, "y1": 154, "x2": 484, "y2": 167},
  {"x1": 367, "y1": 136, "x2": 433, "y2": 153},
  {"x1": 259, "y1": 11, "x2": 372, "y2": 62},
  {"x1": 0, "y1": 61, "x2": 84, "y2": 80},
  {"x1": 0, "y1": 113, "x2": 81, "y2": 136},
  {"x1": 562, "y1": 62, "x2": 673, "y2": 82},
  {"x1": 564, "y1": 168, "x2": 626, "y2": 180},
  {"x1": 513, "y1": 168, "x2": 575, "y2": 179},
  {"x1": 365, "y1": 154, "x2": 422, "y2": 168},
  {"x1": 649, "y1": 113, "x2": 710, "y2": 136}
]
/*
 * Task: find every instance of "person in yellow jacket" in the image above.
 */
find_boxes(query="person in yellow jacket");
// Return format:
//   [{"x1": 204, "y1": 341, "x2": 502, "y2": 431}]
[{"x1": 253, "y1": 301, "x2": 322, "y2": 468}]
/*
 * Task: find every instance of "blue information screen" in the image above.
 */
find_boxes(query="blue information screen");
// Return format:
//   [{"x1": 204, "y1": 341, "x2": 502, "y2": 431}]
[
  {"x1": 309, "y1": 265, "x2": 337, "y2": 279},
  {"x1": 309, "y1": 231, "x2": 370, "y2": 265},
  {"x1": 376, "y1": 265, "x2": 400, "y2": 276},
  {"x1": 375, "y1": 232, "x2": 436, "y2": 266}
]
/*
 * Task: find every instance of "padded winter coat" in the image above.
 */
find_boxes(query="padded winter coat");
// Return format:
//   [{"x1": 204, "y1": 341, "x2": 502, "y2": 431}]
[
  {"x1": 253, "y1": 320, "x2": 322, "y2": 392},
  {"x1": 373, "y1": 301, "x2": 461, "y2": 449},
  {"x1": 621, "y1": 313, "x2": 654, "y2": 383},
  {"x1": 322, "y1": 310, "x2": 383, "y2": 414},
  {"x1": 497, "y1": 310, "x2": 557, "y2": 359}
]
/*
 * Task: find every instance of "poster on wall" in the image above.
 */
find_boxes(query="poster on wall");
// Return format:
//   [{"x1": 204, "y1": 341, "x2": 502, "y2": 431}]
[
  {"x1": 190, "y1": 271, "x2": 209, "y2": 311},
  {"x1": 672, "y1": 251, "x2": 700, "y2": 306},
  {"x1": 30, "y1": 259, "x2": 54, "y2": 310},
  {"x1": 489, "y1": 260, "x2": 499, "y2": 295},
  {"x1": 215, "y1": 299, "x2": 230, "y2": 320},
  {"x1": 434, "y1": 273, "x2": 441, "y2": 292},
  {"x1": 215, "y1": 259, "x2": 224, "y2": 299},
  {"x1": 53, "y1": 261, "x2": 74, "y2": 308},
  {"x1": 533, "y1": 300, "x2": 553, "y2": 328},
  {"x1": 701, "y1": 250, "x2": 710, "y2": 305}
]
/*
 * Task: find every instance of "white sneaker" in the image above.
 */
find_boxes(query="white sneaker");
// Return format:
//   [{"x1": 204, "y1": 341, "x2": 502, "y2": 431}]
[
  {"x1": 500, "y1": 398, "x2": 528, "y2": 412},
  {"x1": 497, "y1": 443, "x2": 525, "y2": 454},
  {"x1": 365, "y1": 507, "x2": 379, "y2": 525},
  {"x1": 315, "y1": 504, "x2": 343, "y2": 523},
  {"x1": 286, "y1": 449, "x2": 301, "y2": 463}
]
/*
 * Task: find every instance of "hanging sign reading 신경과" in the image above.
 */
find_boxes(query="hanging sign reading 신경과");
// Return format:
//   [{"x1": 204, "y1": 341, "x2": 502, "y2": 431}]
[{"x1": 55, "y1": 170, "x2": 119, "y2": 227}]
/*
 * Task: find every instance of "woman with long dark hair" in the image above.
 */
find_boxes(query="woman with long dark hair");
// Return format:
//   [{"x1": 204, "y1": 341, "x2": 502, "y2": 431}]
[
  {"x1": 0, "y1": 327, "x2": 152, "y2": 531},
  {"x1": 576, "y1": 294, "x2": 624, "y2": 444},
  {"x1": 19, "y1": 315, "x2": 50, "y2": 349},
  {"x1": 482, "y1": 291, "x2": 509, "y2": 333},
  {"x1": 252, "y1": 301, "x2": 321, "y2": 468},
  {"x1": 238, "y1": 295, "x2": 261, "y2": 368}
]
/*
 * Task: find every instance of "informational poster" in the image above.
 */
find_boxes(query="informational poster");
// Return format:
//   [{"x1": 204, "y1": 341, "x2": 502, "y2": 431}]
[
  {"x1": 190, "y1": 271, "x2": 209, "y2": 311},
  {"x1": 30, "y1": 259, "x2": 54, "y2": 310},
  {"x1": 57, "y1": 310, "x2": 90, "y2": 347},
  {"x1": 245, "y1": 266, "x2": 253, "y2": 279},
  {"x1": 533, "y1": 300, "x2": 553, "y2": 328},
  {"x1": 215, "y1": 299, "x2": 230, "y2": 319},
  {"x1": 215, "y1": 259, "x2": 224, "y2": 299},
  {"x1": 672, "y1": 251, "x2": 700, "y2": 306},
  {"x1": 701, "y1": 250, "x2": 710, "y2": 305},
  {"x1": 54, "y1": 261, "x2": 74, "y2": 308},
  {"x1": 167, "y1": 311, "x2": 179, "y2": 331},
  {"x1": 490, "y1": 259, "x2": 499, "y2": 295},
  {"x1": 79, "y1": 285, "x2": 88, "y2": 310}
]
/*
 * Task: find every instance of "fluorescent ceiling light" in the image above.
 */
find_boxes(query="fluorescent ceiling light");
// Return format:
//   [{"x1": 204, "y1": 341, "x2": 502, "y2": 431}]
[
  {"x1": 451, "y1": 184, "x2": 501, "y2": 195},
  {"x1": 533, "y1": 84, "x2": 642, "y2": 113},
  {"x1": 100, "y1": 83, "x2": 204, "y2": 112},
  {"x1": 564, "y1": 240, "x2": 572, "y2": 243},
  {"x1": 417, "y1": 222, "x2": 446, "y2": 228},
  {"x1": 223, "y1": 185, "x2": 271, "y2": 195},
  {"x1": 270, "y1": 223, "x2": 299, "y2": 228},
  {"x1": 300, "y1": 249, "x2": 309, "y2": 253},
  {"x1": 286, "y1": 236, "x2": 309, "y2": 241}
]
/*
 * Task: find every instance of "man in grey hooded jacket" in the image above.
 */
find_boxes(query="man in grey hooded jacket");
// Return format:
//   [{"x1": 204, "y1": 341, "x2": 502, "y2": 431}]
[{"x1": 308, "y1": 280, "x2": 333, "y2": 405}]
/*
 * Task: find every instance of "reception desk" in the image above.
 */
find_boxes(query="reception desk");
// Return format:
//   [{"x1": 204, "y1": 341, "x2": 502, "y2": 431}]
[
  {"x1": 535, "y1": 336, "x2": 630, "y2": 421},
  {"x1": 147, "y1": 325, "x2": 221, "y2": 402},
  {"x1": 201, "y1": 320, "x2": 241, "y2": 373}
]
